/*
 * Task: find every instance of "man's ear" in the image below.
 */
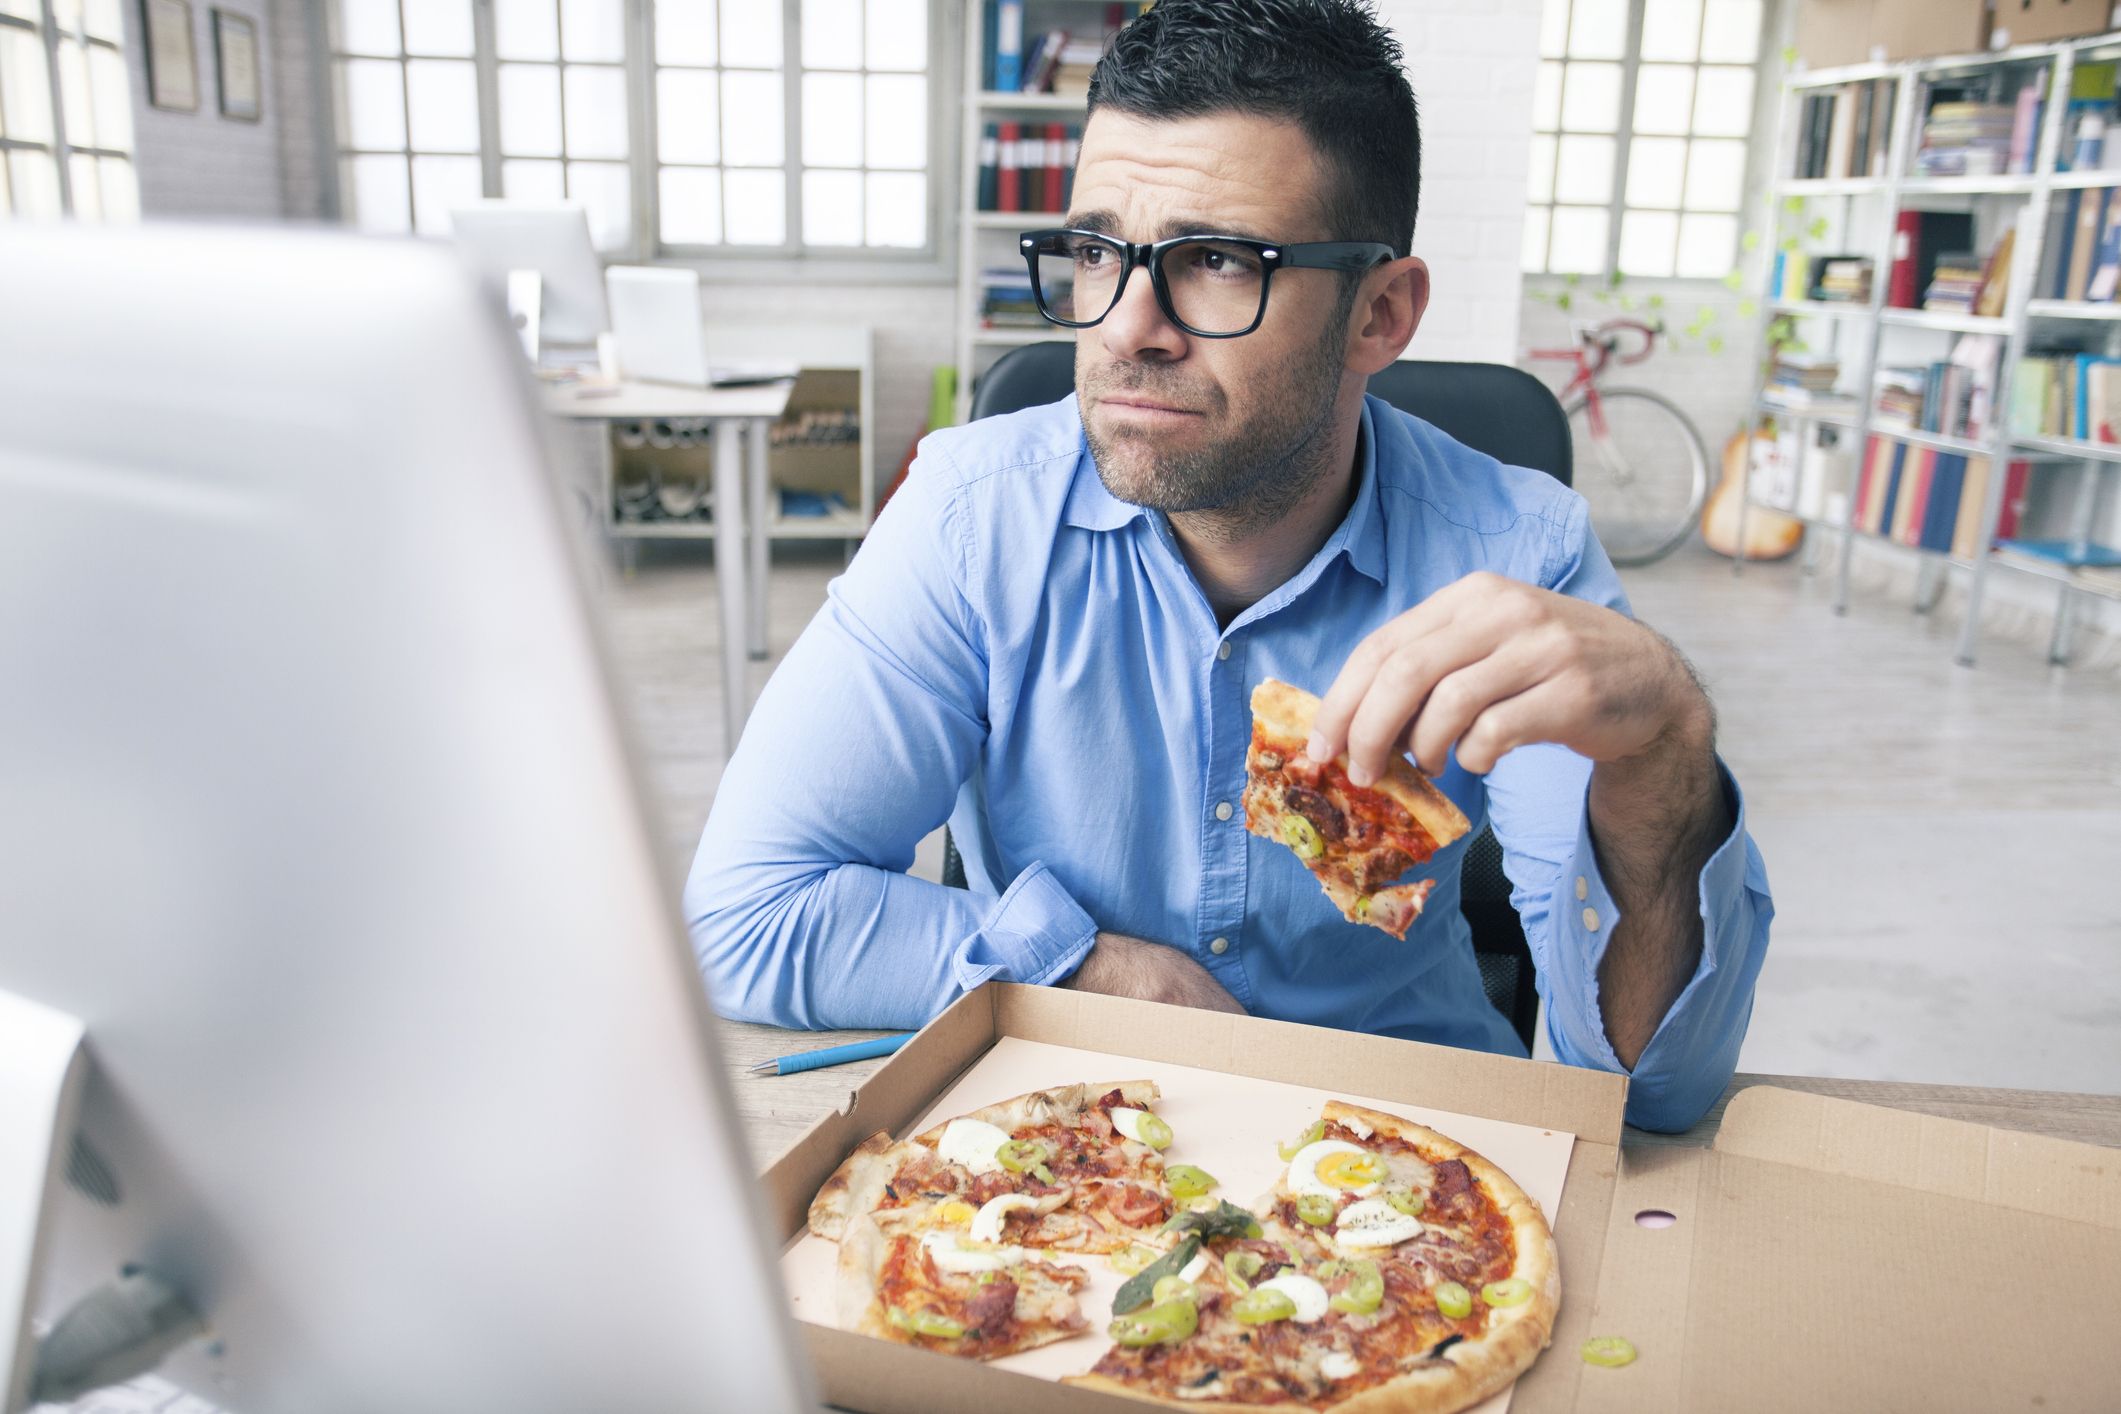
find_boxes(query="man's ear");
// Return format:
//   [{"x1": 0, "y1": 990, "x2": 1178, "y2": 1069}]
[{"x1": 1347, "y1": 256, "x2": 1429, "y2": 375}]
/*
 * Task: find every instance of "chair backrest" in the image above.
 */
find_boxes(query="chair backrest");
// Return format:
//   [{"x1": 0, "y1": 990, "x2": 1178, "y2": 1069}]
[{"x1": 962, "y1": 344, "x2": 1571, "y2": 1051}]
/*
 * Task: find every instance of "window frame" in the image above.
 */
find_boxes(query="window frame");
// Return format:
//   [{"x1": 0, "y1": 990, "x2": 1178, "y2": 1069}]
[
  {"x1": 1524, "y1": 0, "x2": 1774, "y2": 282},
  {"x1": 0, "y1": 0, "x2": 137, "y2": 220}
]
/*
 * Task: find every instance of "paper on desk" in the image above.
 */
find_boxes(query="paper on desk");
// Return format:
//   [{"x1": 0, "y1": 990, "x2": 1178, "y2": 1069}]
[{"x1": 781, "y1": 1037, "x2": 1575, "y2": 1414}]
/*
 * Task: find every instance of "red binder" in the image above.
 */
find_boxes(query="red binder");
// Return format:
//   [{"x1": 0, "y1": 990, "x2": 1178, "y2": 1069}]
[
  {"x1": 997, "y1": 121, "x2": 1022, "y2": 213},
  {"x1": 1888, "y1": 209, "x2": 1921, "y2": 308},
  {"x1": 1043, "y1": 123, "x2": 1066, "y2": 212}
]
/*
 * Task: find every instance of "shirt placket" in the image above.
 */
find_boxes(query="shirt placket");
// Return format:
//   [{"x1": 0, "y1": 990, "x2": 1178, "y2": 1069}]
[{"x1": 1197, "y1": 625, "x2": 1253, "y2": 1005}]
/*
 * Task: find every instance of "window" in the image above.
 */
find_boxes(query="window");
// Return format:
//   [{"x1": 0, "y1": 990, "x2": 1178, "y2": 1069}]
[
  {"x1": 1525, "y1": 0, "x2": 1764, "y2": 278},
  {"x1": 0, "y1": 0, "x2": 138, "y2": 221},
  {"x1": 328, "y1": 0, "x2": 937, "y2": 259}
]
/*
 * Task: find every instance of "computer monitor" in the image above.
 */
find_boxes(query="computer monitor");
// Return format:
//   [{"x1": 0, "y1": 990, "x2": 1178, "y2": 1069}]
[
  {"x1": 449, "y1": 200, "x2": 611, "y2": 353},
  {"x1": 0, "y1": 224, "x2": 815, "y2": 1414}
]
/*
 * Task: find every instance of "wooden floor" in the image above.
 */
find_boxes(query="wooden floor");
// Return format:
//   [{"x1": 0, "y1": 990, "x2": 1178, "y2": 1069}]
[{"x1": 601, "y1": 537, "x2": 2121, "y2": 1096}]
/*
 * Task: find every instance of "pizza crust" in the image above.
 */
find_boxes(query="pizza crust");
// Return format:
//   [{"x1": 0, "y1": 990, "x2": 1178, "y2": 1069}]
[
  {"x1": 911, "y1": 1078, "x2": 1162, "y2": 1148},
  {"x1": 1250, "y1": 679, "x2": 1471, "y2": 849}
]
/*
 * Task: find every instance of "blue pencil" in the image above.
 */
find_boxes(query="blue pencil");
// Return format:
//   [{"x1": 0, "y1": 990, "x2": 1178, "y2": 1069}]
[{"x1": 748, "y1": 1031, "x2": 916, "y2": 1076}]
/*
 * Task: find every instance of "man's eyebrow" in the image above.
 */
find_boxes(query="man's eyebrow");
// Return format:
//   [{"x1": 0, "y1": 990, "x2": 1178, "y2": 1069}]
[{"x1": 1061, "y1": 209, "x2": 1273, "y2": 242}]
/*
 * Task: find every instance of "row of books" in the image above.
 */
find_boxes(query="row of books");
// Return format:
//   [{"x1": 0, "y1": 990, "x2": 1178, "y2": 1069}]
[
  {"x1": 980, "y1": 2, "x2": 1144, "y2": 94},
  {"x1": 2009, "y1": 353, "x2": 2121, "y2": 443},
  {"x1": 978, "y1": 265, "x2": 1043, "y2": 329},
  {"x1": 2043, "y1": 187, "x2": 2121, "y2": 302},
  {"x1": 1767, "y1": 251, "x2": 1873, "y2": 303},
  {"x1": 1771, "y1": 215, "x2": 1995, "y2": 312},
  {"x1": 976, "y1": 123, "x2": 1080, "y2": 213},
  {"x1": 1749, "y1": 425, "x2": 1853, "y2": 524},
  {"x1": 1794, "y1": 79, "x2": 1894, "y2": 180},
  {"x1": 1852, "y1": 436, "x2": 2032, "y2": 558},
  {"x1": 1871, "y1": 338, "x2": 1998, "y2": 440},
  {"x1": 1915, "y1": 99, "x2": 2025, "y2": 178}
]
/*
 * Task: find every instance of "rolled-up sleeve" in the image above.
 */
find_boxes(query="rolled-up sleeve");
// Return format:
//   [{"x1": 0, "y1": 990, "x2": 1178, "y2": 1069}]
[{"x1": 683, "y1": 447, "x2": 1098, "y2": 1030}]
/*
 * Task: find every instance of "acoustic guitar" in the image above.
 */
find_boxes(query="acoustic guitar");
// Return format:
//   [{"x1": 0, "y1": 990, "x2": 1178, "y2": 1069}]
[{"x1": 1700, "y1": 424, "x2": 1803, "y2": 561}]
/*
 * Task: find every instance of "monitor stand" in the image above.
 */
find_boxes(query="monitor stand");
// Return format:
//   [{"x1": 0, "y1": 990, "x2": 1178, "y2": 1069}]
[
  {"x1": 506, "y1": 268, "x2": 543, "y2": 363},
  {"x1": 0, "y1": 988, "x2": 86, "y2": 1414}
]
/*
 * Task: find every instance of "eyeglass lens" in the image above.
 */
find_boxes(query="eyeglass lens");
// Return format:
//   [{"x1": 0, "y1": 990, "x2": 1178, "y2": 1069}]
[{"x1": 1037, "y1": 235, "x2": 1268, "y2": 335}]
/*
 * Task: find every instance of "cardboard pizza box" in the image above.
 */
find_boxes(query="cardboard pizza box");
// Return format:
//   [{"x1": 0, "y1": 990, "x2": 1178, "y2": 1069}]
[
  {"x1": 1990, "y1": 0, "x2": 2119, "y2": 48},
  {"x1": 757, "y1": 985, "x2": 2121, "y2": 1413}
]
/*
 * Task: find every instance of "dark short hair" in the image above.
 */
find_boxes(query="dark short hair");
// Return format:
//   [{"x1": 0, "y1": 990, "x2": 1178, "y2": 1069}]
[{"x1": 1087, "y1": 0, "x2": 1421, "y2": 258}]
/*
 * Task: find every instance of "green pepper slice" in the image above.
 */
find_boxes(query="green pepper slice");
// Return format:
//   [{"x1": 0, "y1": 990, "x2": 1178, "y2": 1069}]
[
  {"x1": 1277, "y1": 1120, "x2": 1326, "y2": 1162},
  {"x1": 995, "y1": 1138, "x2": 1049, "y2": 1173},
  {"x1": 1134, "y1": 1112, "x2": 1174, "y2": 1150},
  {"x1": 1382, "y1": 1185, "x2": 1424, "y2": 1217},
  {"x1": 1328, "y1": 1258, "x2": 1384, "y2": 1316},
  {"x1": 1232, "y1": 1287, "x2": 1298, "y2": 1325},
  {"x1": 1109, "y1": 1242, "x2": 1158, "y2": 1276},
  {"x1": 1482, "y1": 1278, "x2": 1532, "y2": 1308},
  {"x1": 1434, "y1": 1281, "x2": 1473, "y2": 1320},
  {"x1": 1222, "y1": 1249, "x2": 1264, "y2": 1293},
  {"x1": 1164, "y1": 1163, "x2": 1218, "y2": 1200},
  {"x1": 1108, "y1": 1297, "x2": 1198, "y2": 1347},
  {"x1": 886, "y1": 1305, "x2": 965, "y2": 1340},
  {"x1": 1279, "y1": 814, "x2": 1325, "y2": 860},
  {"x1": 1113, "y1": 1235, "x2": 1201, "y2": 1316},
  {"x1": 1581, "y1": 1336, "x2": 1637, "y2": 1368},
  {"x1": 1295, "y1": 1193, "x2": 1337, "y2": 1227},
  {"x1": 1151, "y1": 1275, "x2": 1196, "y2": 1306}
]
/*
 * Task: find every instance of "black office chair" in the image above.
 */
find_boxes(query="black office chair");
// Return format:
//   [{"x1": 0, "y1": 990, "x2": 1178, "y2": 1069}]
[{"x1": 953, "y1": 343, "x2": 1572, "y2": 1051}]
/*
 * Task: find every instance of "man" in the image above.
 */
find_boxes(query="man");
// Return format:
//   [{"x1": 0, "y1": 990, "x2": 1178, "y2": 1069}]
[{"x1": 687, "y1": 0, "x2": 1771, "y2": 1132}]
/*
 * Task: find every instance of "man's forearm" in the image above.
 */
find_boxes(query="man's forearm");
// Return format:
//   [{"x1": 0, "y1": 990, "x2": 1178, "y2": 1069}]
[{"x1": 1584, "y1": 701, "x2": 1732, "y2": 1068}]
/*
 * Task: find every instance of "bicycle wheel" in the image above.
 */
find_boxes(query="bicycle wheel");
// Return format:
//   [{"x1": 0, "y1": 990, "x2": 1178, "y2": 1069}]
[{"x1": 1564, "y1": 386, "x2": 1710, "y2": 567}]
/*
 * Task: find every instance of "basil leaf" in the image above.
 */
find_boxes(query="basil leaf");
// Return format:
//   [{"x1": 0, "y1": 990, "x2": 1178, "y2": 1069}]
[
  {"x1": 1112, "y1": 1235, "x2": 1200, "y2": 1317},
  {"x1": 1162, "y1": 1199, "x2": 1260, "y2": 1243}
]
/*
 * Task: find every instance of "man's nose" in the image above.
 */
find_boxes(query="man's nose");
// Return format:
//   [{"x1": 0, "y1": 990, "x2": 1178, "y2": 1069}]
[{"x1": 1098, "y1": 255, "x2": 1189, "y2": 363}]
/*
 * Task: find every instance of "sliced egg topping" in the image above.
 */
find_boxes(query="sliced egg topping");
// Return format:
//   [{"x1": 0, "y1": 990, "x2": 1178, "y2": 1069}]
[
  {"x1": 1255, "y1": 1272, "x2": 1330, "y2": 1324},
  {"x1": 1108, "y1": 1107, "x2": 1173, "y2": 1150},
  {"x1": 919, "y1": 1230, "x2": 1023, "y2": 1274},
  {"x1": 926, "y1": 1199, "x2": 977, "y2": 1228},
  {"x1": 1329, "y1": 1197, "x2": 1423, "y2": 1249},
  {"x1": 1287, "y1": 1139, "x2": 1383, "y2": 1197},
  {"x1": 968, "y1": 1193, "x2": 1038, "y2": 1246},
  {"x1": 936, "y1": 1117, "x2": 1013, "y2": 1176}
]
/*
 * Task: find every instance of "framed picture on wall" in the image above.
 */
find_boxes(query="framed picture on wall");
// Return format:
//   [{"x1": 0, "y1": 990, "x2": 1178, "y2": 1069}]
[
  {"x1": 141, "y1": 0, "x2": 198, "y2": 113},
  {"x1": 212, "y1": 8, "x2": 261, "y2": 122}
]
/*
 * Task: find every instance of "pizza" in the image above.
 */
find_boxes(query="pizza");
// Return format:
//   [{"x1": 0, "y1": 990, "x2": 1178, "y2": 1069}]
[
  {"x1": 1243, "y1": 678, "x2": 1471, "y2": 939},
  {"x1": 837, "y1": 1206, "x2": 1095, "y2": 1358}
]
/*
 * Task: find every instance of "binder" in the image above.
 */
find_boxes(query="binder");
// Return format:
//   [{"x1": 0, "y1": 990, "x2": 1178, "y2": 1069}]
[
  {"x1": 1042, "y1": 122, "x2": 1066, "y2": 212},
  {"x1": 977, "y1": 122, "x2": 1000, "y2": 212},
  {"x1": 995, "y1": 0, "x2": 1024, "y2": 91},
  {"x1": 997, "y1": 120, "x2": 1022, "y2": 212}
]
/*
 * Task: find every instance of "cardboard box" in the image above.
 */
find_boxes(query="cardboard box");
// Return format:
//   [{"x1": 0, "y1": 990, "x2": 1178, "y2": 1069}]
[
  {"x1": 761, "y1": 985, "x2": 2121, "y2": 1413},
  {"x1": 1991, "y1": 0, "x2": 2120, "y2": 46},
  {"x1": 1794, "y1": 0, "x2": 1879, "y2": 69},
  {"x1": 1796, "y1": 0, "x2": 1994, "y2": 66}
]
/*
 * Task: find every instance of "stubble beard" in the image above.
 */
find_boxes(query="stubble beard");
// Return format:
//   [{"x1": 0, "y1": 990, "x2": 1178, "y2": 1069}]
[{"x1": 1081, "y1": 304, "x2": 1353, "y2": 544}]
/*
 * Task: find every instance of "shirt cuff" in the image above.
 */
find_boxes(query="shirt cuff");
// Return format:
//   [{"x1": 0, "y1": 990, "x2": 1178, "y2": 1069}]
[
  {"x1": 1543, "y1": 757, "x2": 1749, "y2": 1077},
  {"x1": 951, "y1": 861, "x2": 1099, "y2": 993}
]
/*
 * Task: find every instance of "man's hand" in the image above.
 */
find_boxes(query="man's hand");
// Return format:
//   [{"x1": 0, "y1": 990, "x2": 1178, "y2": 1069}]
[
  {"x1": 1304, "y1": 572, "x2": 1705, "y2": 781},
  {"x1": 1061, "y1": 933, "x2": 1247, "y2": 1014}
]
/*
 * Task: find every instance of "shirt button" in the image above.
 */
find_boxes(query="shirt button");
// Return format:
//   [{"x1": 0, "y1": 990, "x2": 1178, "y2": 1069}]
[
  {"x1": 1214, "y1": 801, "x2": 1233, "y2": 821},
  {"x1": 1217, "y1": 641, "x2": 1232, "y2": 661},
  {"x1": 1582, "y1": 906, "x2": 1600, "y2": 932},
  {"x1": 1209, "y1": 937, "x2": 1230, "y2": 955},
  {"x1": 1575, "y1": 875, "x2": 1588, "y2": 901}
]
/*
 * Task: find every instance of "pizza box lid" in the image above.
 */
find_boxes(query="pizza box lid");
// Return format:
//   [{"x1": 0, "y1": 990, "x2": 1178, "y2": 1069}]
[{"x1": 755, "y1": 985, "x2": 2121, "y2": 1412}]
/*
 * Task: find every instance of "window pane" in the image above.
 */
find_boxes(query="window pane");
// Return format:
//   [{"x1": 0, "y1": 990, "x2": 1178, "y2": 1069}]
[
  {"x1": 563, "y1": 64, "x2": 629, "y2": 158},
  {"x1": 803, "y1": 0, "x2": 863, "y2": 69},
  {"x1": 344, "y1": 153, "x2": 411, "y2": 233},
  {"x1": 1537, "y1": 0, "x2": 1568, "y2": 58},
  {"x1": 403, "y1": 0, "x2": 474, "y2": 57},
  {"x1": 802, "y1": 71, "x2": 861, "y2": 166},
  {"x1": 1548, "y1": 205, "x2": 1608, "y2": 273},
  {"x1": 866, "y1": 0, "x2": 926, "y2": 70},
  {"x1": 722, "y1": 71, "x2": 783, "y2": 165},
  {"x1": 10, "y1": 150, "x2": 60, "y2": 218},
  {"x1": 660, "y1": 165, "x2": 723, "y2": 243},
  {"x1": 99, "y1": 154, "x2": 138, "y2": 221},
  {"x1": 1553, "y1": 133, "x2": 1613, "y2": 204},
  {"x1": 865, "y1": 73, "x2": 924, "y2": 169},
  {"x1": 802, "y1": 167, "x2": 861, "y2": 245},
  {"x1": 1699, "y1": 0, "x2": 1760, "y2": 62},
  {"x1": 1560, "y1": 61, "x2": 1620, "y2": 132},
  {"x1": 57, "y1": 39, "x2": 92, "y2": 148},
  {"x1": 1626, "y1": 134, "x2": 1686, "y2": 206},
  {"x1": 70, "y1": 153, "x2": 101, "y2": 221},
  {"x1": 1618, "y1": 209, "x2": 1679, "y2": 276},
  {"x1": 724, "y1": 167, "x2": 785, "y2": 243},
  {"x1": 1, "y1": 28, "x2": 55, "y2": 143},
  {"x1": 1527, "y1": 133, "x2": 1555, "y2": 203},
  {"x1": 84, "y1": 0, "x2": 122, "y2": 42},
  {"x1": 499, "y1": 63, "x2": 562, "y2": 156},
  {"x1": 865, "y1": 170, "x2": 924, "y2": 246},
  {"x1": 89, "y1": 44, "x2": 131, "y2": 152},
  {"x1": 1692, "y1": 65, "x2": 1754, "y2": 137},
  {"x1": 406, "y1": 60, "x2": 479, "y2": 153},
  {"x1": 1533, "y1": 61, "x2": 1562, "y2": 132},
  {"x1": 495, "y1": 0, "x2": 559, "y2": 61},
  {"x1": 1640, "y1": 0, "x2": 1701, "y2": 61},
  {"x1": 1632, "y1": 64, "x2": 1693, "y2": 136},
  {"x1": 657, "y1": 0, "x2": 717, "y2": 65},
  {"x1": 659, "y1": 68, "x2": 720, "y2": 165},
  {"x1": 722, "y1": 0, "x2": 781, "y2": 67},
  {"x1": 1684, "y1": 137, "x2": 1745, "y2": 211},
  {"x1": 411, "y1": 154, "x2": 483, "y2": 235},
  {"x1": 1567, "y1": 0, "x2": 1625, "y2": 59},
  {"x1": 566, "y1": 159, "x2": 631, "y2": 249},
  {"x1": 502, "y1": 156, "x2": 566, "y2": 201},
  {"x1": 339, "y1": 58, "x2": 406, "y2": 151},
  {"x1": 0, "y1": 166, "x2": 10, "y2": 218},
  {"x1": 1676, "y1": 211, "x2": 1738, "y2": 276},
  {"x1": 1521, "y1": 204, "x2": 1550, "y2": 272},
  {"x1": 336, "y1": 0, "x2": 402, "y2": 56},
  {"x1": 561, "y1": 0, "x2": 625, "y2": 62}
]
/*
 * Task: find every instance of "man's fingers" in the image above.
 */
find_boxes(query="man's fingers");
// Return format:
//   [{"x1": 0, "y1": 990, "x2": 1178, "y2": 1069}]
[
  {"x1": 1306, "y1": 628, "x2": 1395, "y2": 763},
  {"x1": 1453, "y1": 679, "x2": 1568, "y2": 775},
  {"x1": 1341, "y1": 622, "x2": 1492, "y2": 784},
  {"x1": 1404, "y1": 646, "x2": 1545, "y2": 774}
]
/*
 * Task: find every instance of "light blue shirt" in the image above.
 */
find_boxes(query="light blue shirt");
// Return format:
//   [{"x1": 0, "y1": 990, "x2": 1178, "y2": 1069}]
[{"x1": 686, "y1": 394, "x2": 1773, "y2": 1132}]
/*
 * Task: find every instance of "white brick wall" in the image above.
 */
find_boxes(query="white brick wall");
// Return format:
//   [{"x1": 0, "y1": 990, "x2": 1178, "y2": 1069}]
[{"x1": 124, "y1": 0, "x2": 291, "y2": 220}]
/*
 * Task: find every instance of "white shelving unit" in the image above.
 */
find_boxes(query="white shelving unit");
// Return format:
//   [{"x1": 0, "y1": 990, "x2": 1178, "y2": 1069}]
[{"x1": 1745, "y1": 31, "x2": 2121, "y2": 665}]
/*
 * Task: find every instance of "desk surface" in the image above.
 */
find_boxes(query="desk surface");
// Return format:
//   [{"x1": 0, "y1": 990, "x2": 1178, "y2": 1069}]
[
  {"x1": 540, "y1": 378, "x2": 792, "y2": 420},
  {"x1": 715, "y1": 1018, "x2": 2121, "y2": 1167}
]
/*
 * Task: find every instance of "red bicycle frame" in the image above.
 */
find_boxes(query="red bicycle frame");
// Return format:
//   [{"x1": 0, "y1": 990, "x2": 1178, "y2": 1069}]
[{"x1": 1523, "y1": 318, "x2": 1661, "y2": 438}]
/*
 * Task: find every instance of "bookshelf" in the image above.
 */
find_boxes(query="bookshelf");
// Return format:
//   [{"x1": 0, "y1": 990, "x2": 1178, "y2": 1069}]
[{"x1": 1743, "y1": 32, "x2": 2121, "y2": 666}]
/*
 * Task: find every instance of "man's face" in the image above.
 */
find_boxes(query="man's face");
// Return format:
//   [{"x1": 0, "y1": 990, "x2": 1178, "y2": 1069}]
[{"x1": 1067, "y1": 110, "x2": 1362, "y2": 524}]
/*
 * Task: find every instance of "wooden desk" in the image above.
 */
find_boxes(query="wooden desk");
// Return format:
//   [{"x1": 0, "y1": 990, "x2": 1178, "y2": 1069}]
[
  {"x1": 543, "y1": 379, "x2": 792, "y2": 752},
  {"x1": 715, "y1": 1018, "x2": 2121, "y2": 1164}
]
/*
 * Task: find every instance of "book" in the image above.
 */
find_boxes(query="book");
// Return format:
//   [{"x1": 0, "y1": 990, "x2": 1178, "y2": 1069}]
[
  {"x1": 1994, "y1": 459, "x2": 2032, "y2": 540},
  {"x1": 2088, "y1": 201, "x2": 2121, "y2": 301},
  {"x1": 977, "y1": 122, "x2": 1000, "y2": 211},
  {"x1": 1920, "y1": 455, "x2": 1966, "y2": 553},
  {"x1": 2085, "y1": 359, "x2": 2121, "y2": 443},
  {"x1": 981, "y1": 0, "x2": 997, "y2": 90},
  {"x1": 1826, "y1": 85, "x2": 1858, "y2": 179},
  {"x1": 1974, "y1": 229, "x2": 2015, "y2": 317},
  {"x1": 997, "y1": 120, "x2": 1022, "y2": 212},
  {"x1": 2066, "y1": 188, "x2": 2111, "y2": 301},
  {"x1": 994, "y1": 0, "x2": 1024, "y2": 91},
  {"x1": 2050, "y1": 189, "x2": 2083, "y2": 298},
  {"x1": 1870, "y1": 440, "x2": 1908, "y2": 534},
  {"x1": 1043, "y1": 122, "x2": 1066, "y2": 213},
  {"x1": 2009, "y1": 82, "x2": 2043, "y2": 175},
  {"x1": 1951, "y1": 456, "x2": 1991, "y2": 560}
]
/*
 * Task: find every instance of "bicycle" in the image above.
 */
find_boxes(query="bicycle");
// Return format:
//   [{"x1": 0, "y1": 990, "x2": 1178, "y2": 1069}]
[{"x1": 1523, "y1": 318, "x2": 1711, "y2": 567}]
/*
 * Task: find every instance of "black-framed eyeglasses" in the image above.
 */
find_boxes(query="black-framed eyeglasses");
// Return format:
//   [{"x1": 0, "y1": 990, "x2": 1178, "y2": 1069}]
[{"x1": 1019, "y1": 229, "x2": 1395, "y2": 338}]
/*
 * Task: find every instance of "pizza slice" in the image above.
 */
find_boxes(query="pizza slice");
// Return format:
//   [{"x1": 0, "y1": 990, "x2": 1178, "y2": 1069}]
[
  {"x1": 838, "y1": 1207, "x2": 1092, "y2": 1360},
  {"x1": 1243, "y1": 678, "x2": 1471, "y2": 939}
]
